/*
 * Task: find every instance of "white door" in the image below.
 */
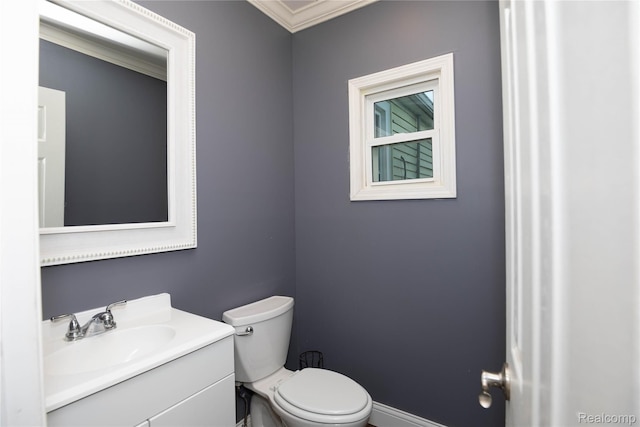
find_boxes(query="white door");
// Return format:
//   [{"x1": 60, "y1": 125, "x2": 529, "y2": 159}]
[
  {"x1": 38, "y1": 86, "x2": 66, "y2": 228},
  {"x1": 0, "y1": 0, "x2": 47, "y2": 426},
  {"x1": 496, "y1": 0, "x2": 554, "y2": 424},
  {"x1": 485, "y1": 0, "x2": 640, "y2": 425},
  {"x1": 479, "y1": 0, "x2": 547, "y2": 421}
]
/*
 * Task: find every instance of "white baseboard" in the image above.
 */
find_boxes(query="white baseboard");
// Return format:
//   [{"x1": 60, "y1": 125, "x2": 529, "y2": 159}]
[
  {"x1": 370, "y1": 401, "x2": 446, "y2": 427},
  {"x1": 237, "y1": 401, "x2": 446, "y2": 427}
]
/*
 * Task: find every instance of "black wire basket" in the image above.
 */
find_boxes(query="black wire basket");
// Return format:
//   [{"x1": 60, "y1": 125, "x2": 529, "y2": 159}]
[{"x1": 299, "y1": 350, "x2": 324, "y2": 370}]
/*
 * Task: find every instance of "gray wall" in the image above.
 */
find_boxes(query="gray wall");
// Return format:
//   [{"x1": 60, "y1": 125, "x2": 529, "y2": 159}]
[
  {"x1": 292, "y1": 2, "x2": 505, "y2": 426},
  {"x1": 41, "y1": 1, "x2": 505, "y2": 426}
]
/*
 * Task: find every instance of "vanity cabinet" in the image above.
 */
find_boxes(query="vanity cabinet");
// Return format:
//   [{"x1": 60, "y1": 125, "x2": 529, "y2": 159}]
[
  {"x1": 47, "y1": 336, "x2": 235, "y2": 427},
  {"x1": 143, "y1": 376, "x2": 234, "y2": 427}
]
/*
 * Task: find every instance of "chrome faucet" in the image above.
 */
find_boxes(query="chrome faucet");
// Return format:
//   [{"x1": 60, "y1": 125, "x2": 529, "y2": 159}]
[{"x1": 51, "y1": 300, "x2": 127, "y2": 341}]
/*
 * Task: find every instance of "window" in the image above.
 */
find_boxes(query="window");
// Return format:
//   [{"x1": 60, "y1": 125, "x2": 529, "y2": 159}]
[{"x1": 348, "y1": 53, "x2": 456, "y2": 200}]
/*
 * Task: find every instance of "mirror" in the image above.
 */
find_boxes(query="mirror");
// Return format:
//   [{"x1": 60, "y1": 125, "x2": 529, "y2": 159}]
[
  {"x1": 38, "y1": 0, "x2": 196, "y2": 266},
  {"x1": 39, "y1": 1, "x2": 168, "y2": 227}
]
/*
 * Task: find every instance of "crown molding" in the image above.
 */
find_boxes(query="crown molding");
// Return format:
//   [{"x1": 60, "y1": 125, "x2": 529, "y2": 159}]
[{"x1": 248, "y1": 0, "x2": 378, "y2": 33}]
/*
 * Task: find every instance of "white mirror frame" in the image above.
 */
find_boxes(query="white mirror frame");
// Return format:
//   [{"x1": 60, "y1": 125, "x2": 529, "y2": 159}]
[{"x1": 39, "y1": 0, "x2": 197, "y2": 266}]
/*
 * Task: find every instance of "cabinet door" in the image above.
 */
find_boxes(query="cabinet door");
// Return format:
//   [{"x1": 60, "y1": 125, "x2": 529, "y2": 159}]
[{"x1": 149, "y1": 374, "x2": 235, "y2": 427}]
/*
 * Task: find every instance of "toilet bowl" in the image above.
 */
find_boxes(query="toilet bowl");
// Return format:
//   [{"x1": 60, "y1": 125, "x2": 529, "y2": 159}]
[
  {"x1": 247, "y1": 367, "x2": 372, "y2": 427},
  {"x1": 222, "y1": 296, "x2": 372, "y2": 427}
]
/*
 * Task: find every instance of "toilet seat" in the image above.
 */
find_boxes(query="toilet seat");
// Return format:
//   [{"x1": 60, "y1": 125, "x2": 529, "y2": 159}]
[{"x1": 273, "y1": 368, "x2": 371, "y2": 424}]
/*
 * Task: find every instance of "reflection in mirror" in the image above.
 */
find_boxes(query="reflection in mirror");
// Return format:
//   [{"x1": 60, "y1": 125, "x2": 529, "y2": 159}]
[{"x1": 38, "y1": 1, "x2": 168, "y2": 228}]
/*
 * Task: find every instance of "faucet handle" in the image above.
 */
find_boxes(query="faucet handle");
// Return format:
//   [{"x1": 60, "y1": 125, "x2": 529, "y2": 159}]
[
  {"x1": 50, "y1": 313, "x2": 82, "y2": 341},
  {"x1": 106, "y1": 300, "x2": 127, "y2": 312},
  {"x1": 102, "y1": 300, "x2": 127, "y2": 329}
]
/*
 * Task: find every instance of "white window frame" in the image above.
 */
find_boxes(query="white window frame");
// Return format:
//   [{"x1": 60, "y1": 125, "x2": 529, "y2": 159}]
[{"x1": 348, "y1": 53, "x2": 456, "y2": 200}]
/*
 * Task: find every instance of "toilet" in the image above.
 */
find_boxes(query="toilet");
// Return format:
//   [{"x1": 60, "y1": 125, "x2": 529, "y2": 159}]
[{"x1": 222, "y1": 296, "x2": 372, "y2": 427}]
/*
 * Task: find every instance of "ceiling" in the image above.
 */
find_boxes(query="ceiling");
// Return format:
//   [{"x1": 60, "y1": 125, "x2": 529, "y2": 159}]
[{"x1": 248, "y1": 0, "x2": 378, "y2": 33}]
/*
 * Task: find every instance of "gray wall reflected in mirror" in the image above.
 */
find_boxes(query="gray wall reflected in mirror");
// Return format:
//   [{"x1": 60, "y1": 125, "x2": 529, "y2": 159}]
[{"x1": 39, "y1": 39, "x2": 168, "y2": 227}]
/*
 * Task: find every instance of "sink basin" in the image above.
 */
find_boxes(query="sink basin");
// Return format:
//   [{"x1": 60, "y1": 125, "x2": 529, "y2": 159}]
[{"x1": 45, "y1": 325, "x2": 176, "y2": 376}]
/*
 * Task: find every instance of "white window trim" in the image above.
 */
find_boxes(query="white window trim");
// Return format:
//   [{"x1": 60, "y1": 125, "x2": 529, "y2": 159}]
[{"x1": 348, "y1": 53, "x2": 456, "y2": 200}]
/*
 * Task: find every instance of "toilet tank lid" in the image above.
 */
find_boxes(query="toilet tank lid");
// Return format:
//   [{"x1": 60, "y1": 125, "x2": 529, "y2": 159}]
[{"x1": 222, "y1": 296, "x2": 294, "y2": 326}]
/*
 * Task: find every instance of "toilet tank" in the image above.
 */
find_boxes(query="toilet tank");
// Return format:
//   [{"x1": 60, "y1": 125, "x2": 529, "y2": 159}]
[{"x1": 222, "y1": 296, "x2": 294, "y2": 383}]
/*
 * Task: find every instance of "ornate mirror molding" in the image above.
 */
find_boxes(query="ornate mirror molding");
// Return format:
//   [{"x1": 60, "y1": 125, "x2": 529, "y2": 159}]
[{"x1": 39, "y1": 0, "x2": 196, "y2": 266}]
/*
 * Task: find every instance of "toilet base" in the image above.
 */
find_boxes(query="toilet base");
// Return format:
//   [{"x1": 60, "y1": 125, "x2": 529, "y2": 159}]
[{"x1": 250, "y1": 394, "x2": 284, "y2": 427}]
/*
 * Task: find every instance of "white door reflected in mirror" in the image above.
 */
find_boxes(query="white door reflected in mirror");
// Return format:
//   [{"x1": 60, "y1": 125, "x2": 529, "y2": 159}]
[{"x1": 38, "y1": 86, "x2": 66, "y2": 228}]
